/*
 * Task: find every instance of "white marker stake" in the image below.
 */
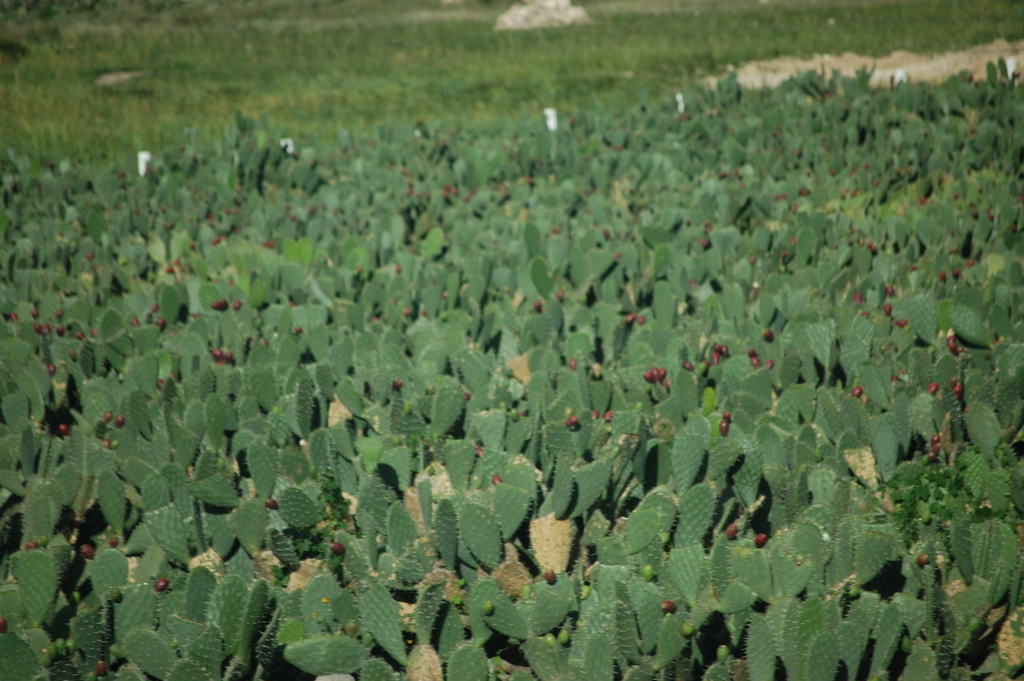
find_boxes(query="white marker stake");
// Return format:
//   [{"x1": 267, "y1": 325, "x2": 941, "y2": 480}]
[
  {"x1": 280, "y1": 138, "x2": 295, "y2": 155},
  {"x1": 543, "y1": 108, "x2": 557, "y2": 132},
  {"x1": 1006, "y1": 57, "x2": 1018, "y2": 84},
  {"x1": 676, "y1": 93, "x2": 685, "y2": 114},
  {"x1": 894, "y1": 69, "x2": 908, "y2": 85},
  {"x1": 137, "y1": 151, "x2": 151, "y2": 177}
]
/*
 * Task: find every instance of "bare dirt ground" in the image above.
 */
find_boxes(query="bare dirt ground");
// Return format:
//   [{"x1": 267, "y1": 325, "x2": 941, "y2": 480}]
[{"x1": 708, "y1": 38, "x2": 1023, "y2": 89}]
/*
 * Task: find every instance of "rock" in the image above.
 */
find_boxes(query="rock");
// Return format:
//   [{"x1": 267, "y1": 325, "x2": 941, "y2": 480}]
[
  {"x1": 288, "y1": 558, "x2": 322, "y2": 591},
  {"x1": 494, "y1": 0, "x2": 590, "y2": 31}
]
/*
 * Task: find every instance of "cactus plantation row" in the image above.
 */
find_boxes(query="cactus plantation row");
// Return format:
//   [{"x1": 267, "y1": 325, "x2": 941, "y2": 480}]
[{"x1": 1, "y1": 65, "x2": 1023, "y2": 681}]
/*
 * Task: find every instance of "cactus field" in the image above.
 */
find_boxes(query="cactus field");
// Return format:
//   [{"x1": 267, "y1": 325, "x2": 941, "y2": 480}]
[{"x1": 1, "y1": 65, "x2": 1024, "y2": 681}]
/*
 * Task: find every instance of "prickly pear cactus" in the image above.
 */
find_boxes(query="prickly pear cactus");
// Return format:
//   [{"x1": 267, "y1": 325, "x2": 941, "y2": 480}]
[{"x1": 1, "y1": 64, "x2": 1023, "y2": 681}]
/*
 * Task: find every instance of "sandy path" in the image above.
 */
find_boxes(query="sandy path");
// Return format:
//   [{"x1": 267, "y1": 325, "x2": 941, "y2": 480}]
[{"x1": 708, "y1": 38, "x2": 1023, "y2": 89}]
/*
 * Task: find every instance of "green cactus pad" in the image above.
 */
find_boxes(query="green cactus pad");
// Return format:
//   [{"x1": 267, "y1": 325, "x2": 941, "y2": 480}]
[
  {"x1": 625, "y1": 509, "x2": 661, "y2": 555},
  {"x1": 283, "y1": 635, "x2": 368, "y2": 675},
  {"x1": 276, "y1": 487, "x2": 320, "y2": 528},
  {"x1": 231, "y1": 497, "x2": 268, "y2": 556},
  {"x1": 446, "y1": 644, "x2": 489, "y2": 681},
  {"x1": 90, "y1": 547, "x2": 129, "y2": 596},
  {"x1": 145, "y1": 503, "x2": 192, "y2": 564},
  {"x1": 675, "y1": 483, "x2": 715, "y2": 546},
  {"x1": 125, "y1": 629, "x2": 180, "y2": 680},
  {"x1": 360, "y1": 583, "x2": 407, "y2": 664},
  {"x1": 16, "y1": 548, "x2": 57, "y2": 627},
  {"x1": 459, "y1": 502, "x2": 502, "y2": 569},
  {"x1": 654, "y1": 614, "x2": 688, "y2": 669}
]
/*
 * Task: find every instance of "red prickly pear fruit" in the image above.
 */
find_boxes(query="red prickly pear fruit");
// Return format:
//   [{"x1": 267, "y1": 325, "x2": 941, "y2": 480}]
[
  {"x1": 851, "y1": 386, "x2": 863, "y2": 398},
  {"x1": 154, "y1": 577, "x2": 170, "y2": 593},
  {"x1": 683, "y1": 360, "x2": 695, "y2": 372},
  {"x1": 533, "y1": 300, "x2": 543, "y2": 313},
  {"x1": 953, "y1": 384, "x2": 964, "y2": 399},
  {"x1": 661, "y1": 600, "x2": 677, "y2": 614},
  {"x1": 566, "y1": 415, "x2": 579, "y2": 428},
  {"x1": 755, "y1": 533, "x2": 768, "y2": 548},
  {"x1": 331, "y1": 541, "x2": 346, "y2": 554},
  {"x1": 115, "y1": 415, "x2": 126, "y2": 428},
  {"x1": 80, "y1": 545, "x2": 95, "y2": 560},
  {"x1": 764, "y1": 329, "x2": 774, "y2": 342},
  {"x1": 492, "y1": 474, "x2": 502, "y2": 485},
  {"x1": 58, "y1": 423, "x2": 70, "y2": 437},
  {"x1": 884, "y1": 303, "x2": 892, "y2": 317},
  {"x1": 108, "y1": 537, "x2": 119, "y2": 548},
  {"x1": 266, "y1": 499, "x2": 278, "y2": 510},
  {"x1": 392, "y1": 379, "x2": 403, "y2": 390},
  {"x1": 916, "y1": 553, "x2": 929, "y2": 567},
  {"x1": 719, "y1": 420, "x2": 730, "y2": 437},
  {"x1": 604, "y1": 411, "x2": 614, "y2": 422},
  {"x1": 544, "y1": 570, "x2": 556, "y2": 585},
  {"x1": 928, "y1": 382, "x2": 939, "y2": 395},
  {"x1": 96, "y1": 661, "x2": 108, "y2": 677},
  {"x1": 569, "y1": 358, "x2": 577, "y2": 371},
  {"x1": 0, "y1": 616, "x2": 7, "y2": 634},
  {"x1": 726, "y1": 524, "x2": 738, "y2": 540}
]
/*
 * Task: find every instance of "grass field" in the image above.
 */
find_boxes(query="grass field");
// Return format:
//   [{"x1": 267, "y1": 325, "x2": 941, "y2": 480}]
[{"x1": 1, "y1": 0, "x2": 1022, "y2": 165}]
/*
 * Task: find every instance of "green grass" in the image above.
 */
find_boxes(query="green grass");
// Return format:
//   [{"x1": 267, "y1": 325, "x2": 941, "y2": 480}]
[{"x1": 1, "y1": 0, "x2": 1022, "y2": 165}]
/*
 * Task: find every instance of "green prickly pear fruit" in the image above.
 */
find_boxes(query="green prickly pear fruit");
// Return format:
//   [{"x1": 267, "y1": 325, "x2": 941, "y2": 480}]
[
  {"x1": 581, "y1": 585, "x2": 591, "y2": 600},
  {"x1": 108, "y1": 587, "x2": 122, "y2": 602},
  {"x1": 109, "y1": 644, "x2": 124, "y2": 659},
  {"x1": 848, "y1": 586, "x2": 860, "y2": 599},
  {"x1": 967, "y1": 617, "x2": 980, "y2": 633},
  {"x1": 217, "y1": 457, "x2": 226, "y2": 472},
  {"x1": 642, "y1": 564, "x2": 654, "y2": 582},
  {"x1": 558, "y1": 630, "x2": 570, "y2": 645},
  {"x1": 42, "y1": 649, "x2": 53, "y2": 668},
  {"x1": 66, "y1": 638, "x2": 76, "y2": 654},
  {"x1": 169, "y1": 639, "x2": 179, "y2": 650},
  {"x1": 451, "y1": 596, "x2": 463, "y2": 607},
  {"x1": 85, "y1": 674, "x2": 98, "y2": 681},
  {"x1": 901, "y1": 636, "x2": 912, "y2": 653},
  {"x1": 682, "y1": 622, "x2": 695, "y2": 637},
  {"x1": 660, "y1": 532, "x2": 671, "y2": 545},
  {"x1": 544, "y1": 633, "x2": 557, "y2": 649},
  {"x1": 483, "y1": 600, "x2": 494, "y2": 615},
  {"x1": 346, "y1": 622, "x2": 359, "y2": 636},
  {"x1": 54, "y1": 639, "x2": 65, "y2": 656},
  {"x1": 521, "y1": 585, "x2": 532, "y2": 599},
  {"x1": 509, "y1": 409, "x2": 520, "y2": 422},
  {"x1": 717, "y1": 645, "x2": 729, "y2": 663},
  {"x1": 404, "y1": 402, "x2": 412, "y2": 415}
]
